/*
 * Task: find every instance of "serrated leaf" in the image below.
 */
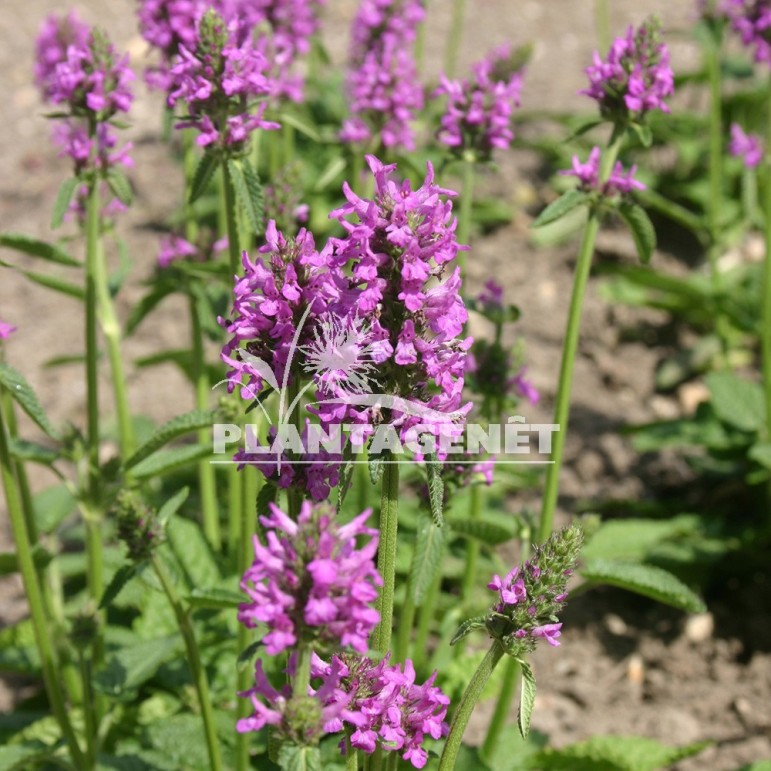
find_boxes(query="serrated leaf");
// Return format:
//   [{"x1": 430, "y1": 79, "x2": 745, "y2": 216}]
[
  {"x1": 157, "y1": 487, "x2": 190, "y2": 527},
  {"x1": 187, "y1": 587, "x2": 243, "y2": 609},
  {"x1": 0, "y1": 364, "x2": 59, "y2": 439},
  {"x1": 99, "y1": 564, "x2": 140, "y2": 609},
  {"x1": 51, "y1": 177, "x2": 81, "y2": 229},
  {"x1": 32, "y1": 484, "x2": 76, "y2": 534},
  {"x1": 449, "y1": 615, "x2": 487, "y2": 646},
  {"x1": 125, "y1": 409, "x2": 218, "y2": 470},
  {"x1": 411, "y1": 519, "x2": 446, "y2": 604},
  {"x1": 0, "y1": 260, "x2": 85, "y2": 300},
  {"x1": 0, "y1": 233, "x2": 80, "y2": 266},
  {"x1": 7, "y1": 438, "x2": 60, "y2": 466},
  {"x1": 130, "y1": 444, "x2": 213, "y2": 479},
  {"x1": 237, "y1": 640, "x2": 262, "y2": 671},
  {"x1": 706, "y1": 372, "x2": 765, "y2": 432},
  {"x1": 189, "y1": 152, "x2": 218, "y2": 204},
  {"x1": 126, "y1": 279, "x2": 178, "y2": 335},
  {"x1": 451, "y1": 517, "x2": 517, "y2": 545},
  {"x1": 369, "y1": 452, "x2": 385, "y2": 484},
  {"x1": 534, "y1": 735, "x2": 709, "y2": 771},
  {"x1": 229, "y1": 159, "x2": 264, "y2": 237},
  {"x1": 240, "y1": 350, "x2": 279, "y2": 392},
  {"x1": 580, "y1": 559, "x2": 706, "y2": 613},
  {"x1": 425, "y1": 454, "x2": 444, "y2": 527},
  {"x1": 166, "y1": 516, "x2": 220, "y2": 588},
  {"x1": 93, "y1": 636, "x2": 181, "y2": 695},
  {"x1": 617, "y1": 202, "x2": 656, "y2": 264},
  {"x1": 277, "y1": 744, "x2": 321, "y2": 771},
  {"x1": 256, "y1": 482, "x2": 277, "y2": 517},
  {"x1": 533, "y1": 189, "x2": 589, "y2": 228},
  {"x1": 106, "y1": 168, "x2": 133, "y2": 206},
  {"x1": 518, "y1": 659, "x2": 536, "y2": 739}
]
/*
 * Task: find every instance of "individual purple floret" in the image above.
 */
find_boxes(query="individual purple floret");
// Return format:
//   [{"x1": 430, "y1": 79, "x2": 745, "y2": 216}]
[
  {"x1": 581, "y1": 18, "x2": 674, "y2": 120},
  {"x1": 157, "y1": 234, "x2": 197, "y2": 268},
  {"x1": 34, "y1": 11, "x2": 90, "y2": 100},
  {"x1": 312, "y1": 652, "x2": 450, "y2": 769},
  {"x1": 729, "y1": 122, "x2": 764, "y2": 168},
  {"x1": 166, "y1": 9, "x2": 278, "y2": 149},
  {"x1": 511, "y1": 368, "x2": 540, "y2": 405},
  {"x1": 238, "y1": 501, "x2": 382, "y2": 655},
  {"x1": 435, "y1": 45, "x2": 524, "y2": 158},
  {"x1": 724, "y1": 0, "x2": 771, "y2": 64},
  {"x1": 560, "y1": 146, "x2": 646, "y2": 196},
  {"x1": 0, "y1": 320, "x2": 17, "y2": 340},
  {"x1": 51, "y1": 121, "x2": 133, "y2": 174},
  {"x1": 341, "y1": 0, "x2": 425, "y2": 150}
]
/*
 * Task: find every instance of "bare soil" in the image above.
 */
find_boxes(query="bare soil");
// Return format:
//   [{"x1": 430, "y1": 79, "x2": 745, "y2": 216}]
[{"x1": 1, "y1": 1, "x2": 769, "y2": 769}]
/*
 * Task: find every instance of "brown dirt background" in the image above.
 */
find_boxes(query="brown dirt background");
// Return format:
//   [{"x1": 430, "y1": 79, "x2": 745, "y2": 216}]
[{"x1": 1, "y1": 1, "x2": 770, "y2": 769}]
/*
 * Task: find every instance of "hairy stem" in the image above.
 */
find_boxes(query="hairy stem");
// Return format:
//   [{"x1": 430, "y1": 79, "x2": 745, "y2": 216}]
[{"x1": 372, "y1": 462, "x2": 400, "y2": 656}]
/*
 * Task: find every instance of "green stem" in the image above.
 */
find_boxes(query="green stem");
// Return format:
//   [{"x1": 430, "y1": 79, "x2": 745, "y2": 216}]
[
  {"x1": 457, "y1": 157, "x2": 475, "y2": 273},
  {"x1": 460, "y1": 485, "x2": 482, "y2": 601},
  {"x1": 536, "y1": 136, "x2": 622, "y2": 544},
  {"x1": 292, "y1": 645, "x2": 311, "y2": 698},
  {"x1": 444, "y1": 0, "x2": 466, "y2": 77},
  {"x1": 0, "y1": 408, "x2": 87, "y2": 768},
  {"x1": 395, "y1": 580, "x2": 416, "y2": 663},
  {"x1": 762, "y1": 78, "x2": 771, "y2": 452},
  {"x1": 152, "y1": 554, "x2": 223, "y2": 771},
  {"x1": 480, "y1": 656, "x2": 520, "y2": 763},
  {"x1": 595, "y1": 0, "x2": 610, "y2": 51},
  {"x1": 221, "y1": 161, "x2": 241, "y2": 277},
  {"x1": 286, "y1": 376, "x2": 303, "y2": 519},
  {"x1": 345, "y1": 732, "x2": 359, "y2": 771},
  {"x1": 228, "y1": 464, "x2": 243, "y2": 560},
  {"x1": 1, "y1": 390, "x2": 36, "y2": 541},
  {"x1": 413, "y1": 558, "x2": 441, "y2": 672},
  {"x1": 706, "y1": 33, "x2": 724, "y2": 288},
  {"x1": 438, "y1": 641, "x2": 505, "y2": 771},
  {"x1": 78, "y1": 651, "x2": 98, "y2": 767},
  {"x1": 190, "y1": 293, "x2": 221, "y2": 551},
  {"x1": 372, "y1": 462, "x2": 400, "y2": 656}
]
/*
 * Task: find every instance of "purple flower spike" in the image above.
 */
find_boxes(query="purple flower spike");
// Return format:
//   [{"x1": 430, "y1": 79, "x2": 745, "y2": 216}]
[
  {"x1": 725, "y1": 0, "x2": 771, "y2": 64},
  {"x1": 238, "y1": 501, "x2": 382, "y2": 655},
  {"x1": 560, "y1": 146, "x2": 646, "y2": 197},
  {"x1": 729, "y1": 122, "x2": 764, "y2": 168},
  {"x1": 581, "y1": 18, "x2": 674, "y2": 120},
  {"x1": 435, "y1": 45, "x2": 524, "y2": 158},
  {"x1": 34, "y1": 12, "x2": 90, "y2": 100}
]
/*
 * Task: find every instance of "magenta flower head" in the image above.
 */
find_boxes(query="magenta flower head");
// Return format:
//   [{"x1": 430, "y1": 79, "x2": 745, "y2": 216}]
[
  {"x1": 341, "y1": 0, "x2": 425, "y2": 150},
  {"x1": 729, "y1": 122, "x2": 765, "y2": 168},
  {"x1": 238, "y1": 501, "x2": 382, "y2": 655},
  {"x1": 312, "y1": 652, "x2": 450, "y2": 768},
  {"x1": 462, "y1": 523, "x2": 583, "y2": 657},
  {"x1": 581, "y1": 17, "x2": 674, "y2": 122},
  {"x1": 320, "y1": 155, "x2": 473, "y2": 455},
  {"x1": 0, "y1": 319, "x2": 17, "y2": 341},
  {"x1": 560, "y1": 146, "x2": 646, "y2": 196},
  {"x1": 34, "y1": 11, "x2": 90, "y2": 100},
  {"x1": 166, "y1": 8, "x2": 279, "y2": 150},
  {"x1": 724, "y1": 0, "x2": 771, "y2": 64},
  {"x1": 435, "y1": 45, "x2": 525, "y2": 159}
]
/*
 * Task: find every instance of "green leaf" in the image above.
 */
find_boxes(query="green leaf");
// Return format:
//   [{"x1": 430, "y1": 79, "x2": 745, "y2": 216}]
[
  {"x1": 93, "y1": 636, "x2": 181, "y2": 695},
  {"x1": 737, "y1": 763, "x2": 771, "y2": 771},
  {"x1": 0, "y1": 260, "x2": 85, "y2": 300},
  {"x1": 32, "y1": 484, "x2": 76, "y2": 534},
  {"x1": 0, "y1": 364, "x2": 59, "y2": 439},
  {"x1": 125, "y1": 409, "x2": 218, "y2": 470},
  {"x1": 533, "y1": 735, "x2": 709, "y2": 771},
  {"x1": 237, "y1": 640, "x2": 262, "y2": 671},
  {"x1": 7, "y1": 438, "x2": 60, "y2": 466},
  {"x1": 449, "y1": 615, "x2": 487, "y2": 646},
  {"x1": 580, "y1": 559, "x2": 706, "y2": 613},
  {"x1": 0, "y1": 742, "x2": 59, "y2": 771},
  {"x1": 617, "y1": 202, "x2": 656, "y2": 264},
  {"x1": 157, "y1": 487, "x2": 190, "y2": 527},
  {"x1": 256, "y1": 482, "x2": 277, "y2": 517},
  {"x1": 99, "y1": 564, "x2": 140, "y2": 609},
  {"x1": 277, "y1": 111, "x2": 322, "y2": 142},
  {"x1": 629, "y1": 122, "x2": 653, "y2": 148},
  {"x1": 706, "y1": 371, "x2": 766, "y2": 432},
  {"x1": 187, "y1": 587, "x2": 243, "y2": 609},
  {"x1": 425, "y1": 454, "x2": 444, "y2": 527},
  {"x1": 410, "y1": 519, "x2": 446, "y2": 604},
  {"x1": 106, "y1": 168, "x2": 133, "y2": 206},
  {"x1": 0, "y1": 546, "x2": 52, "y2": 577},
  {"x1": 277, "y1": 744, "x2": 321, "y2": 771},
  {"x1": 109, "y1": 237, "x2": 133, "y2": 296},
  {"x1": 518, "y1": 659, "x2": 536, "y2": 739},
  {"x1": 749, "y1": 443, "x2": 771, "y2": 469},
  {"x1": 229, "y1": 159, "x2": 264, "y2": 238},
  {"x1": 166, "y1": 516, "x2": 220, "y2": 588},
  {"x1": 51, "y1": 177, "x2": 81, "y2": 229},
  {"x1": 368, "y1": 452, "x2": 386, "y2": 485},
  {"x1": 0, "y1": 233, "x2": 80, "y2": 267},
  {"x1": 189, "y1": 152, "x2": 218, "y2": 204},
  {"x1": 126, "y1": 279, "x2": 178, "y2": 335},
  {"x1": 451, "y1": 517, "x2": 517, "y2": 546},
  {"x1": 130, "y1": 444, "x2": 213, "y2": 479},
  {"x1": 532, "y1": 189, "x2": 589, "y2": 228}
]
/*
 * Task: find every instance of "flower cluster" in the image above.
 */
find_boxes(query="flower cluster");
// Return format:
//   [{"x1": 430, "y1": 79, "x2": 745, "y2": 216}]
[
  {"x1": 312, "y1": 653, "x2": 449, "y2": 768},
  {"x1": 320, "y1": 155, "x2": 472, "y2": 451},
  {"x1": 729, "y1": 122, "x2": 764, "y2": 168},
  {"x1": 561, "y1": 146, "x2": 646, "y2": 196},
  {"x1": 341, "y1": 0, "x2": 425, "y2": 150},
  {"x1": 166, "y1": 9, "x2": 278, "y2": 150},
  {"x1": 581, "y1": 18, "x2": 674, "y2": 120},
  {"x1": 113, "y1": 490, "x2": 163, "y2": 563},
  {"x1": 34, "y1": 11, "x2": 90, "y2": 100},
  {"x1": 0, "y1": 320, "x2": 16, "y2": 341},
  {"x1": 724, "y1": 0, "x2": 771, "y2": 64},
  {"x1": 435, "y1": 45, "x2": 524, "y2": 159},
  {"x1": 482, "y1": 523, "x2": 583, "y2": 657},
  {"x1": 238, "y1": 502, "x2": 381, "y2": 654},
  {"x1": 51, "y1": 121, "x2": 134, "y2": 175}
]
